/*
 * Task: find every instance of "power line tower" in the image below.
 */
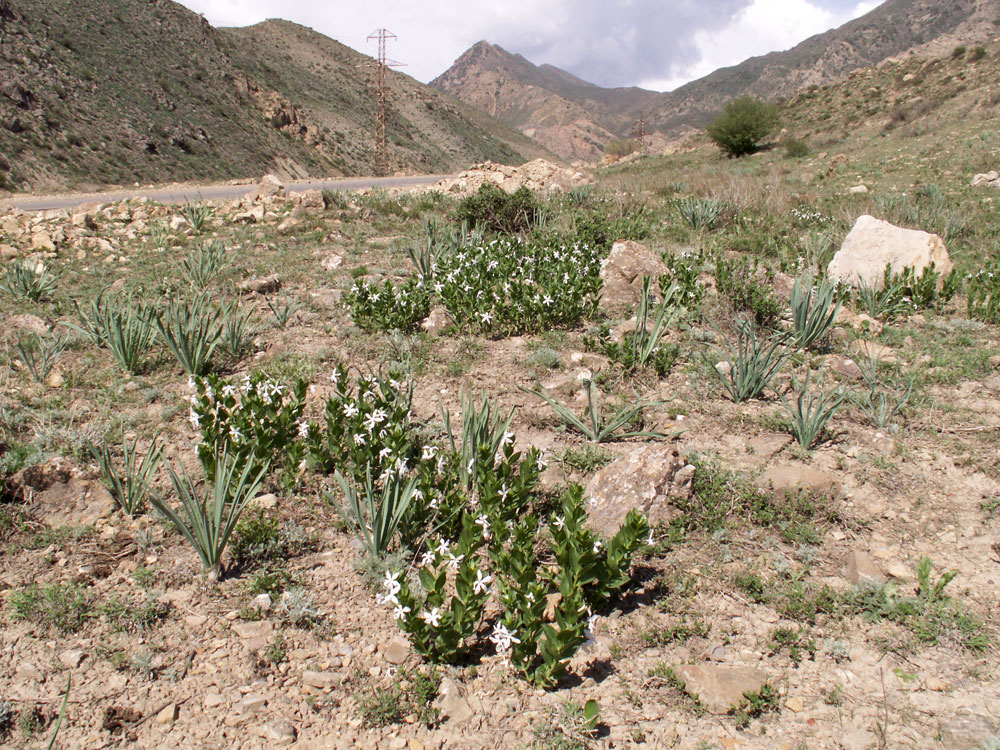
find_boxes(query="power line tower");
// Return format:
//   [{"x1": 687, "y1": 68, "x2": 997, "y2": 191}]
[
  {"x1": 631, "y1": 116, "x2": 648, "y2": 151},
  {"x1": 366, "y1": 29, "x2": 403, "y2": 177}
]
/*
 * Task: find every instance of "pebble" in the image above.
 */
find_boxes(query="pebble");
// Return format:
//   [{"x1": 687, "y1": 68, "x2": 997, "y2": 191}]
[
  {"x1": 58, "y1": 649, "x2": 86, "y2": 668},
  {"x1": 384, "y1": 637, "x2": 410, "y2": 665},
  {"x1": 155, "y1": 703, "x2": 178, "y2": 725},
  {"x1": 262, "y1": 720, "x2": 297, "y2": 745}
]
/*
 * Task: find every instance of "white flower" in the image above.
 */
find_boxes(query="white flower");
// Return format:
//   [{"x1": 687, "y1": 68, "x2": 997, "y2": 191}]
[
  {"x1": 298, "y1": 459, "x2": 308, "y2": 472},
  {"x1": 472, "y1": 569, "x2": 492, "y2": 595},
  {"x1": 422, "y1": 445, "x2": 437, "y2": 461},
  {"x1": 475, "y1": 514, "x2": 491, "y2": 538},
  {"x1": 377, "y1": 592, "x2": 399, "y2": 607},
  {"x1": 480, "y1": 311, "x2": 493, "y2": 324},
  {"x1": 593, "y1": 539, "x2": 602, "y2": 554},
  {"x1": 297, "y1": 419, "x2": 310, "y2": 439},
  {"x1": 353, "y1": 433, "x2": 367, "y2": 446},
  {"x1": 363, "y1": 413, "x2": 378, "y2": 434},
  {"x1": 553, "y1": 515, "x2": 565, "y2": 530},
  {"x1": 489, "y1": 623, "x2": 520, "y2": 653},
  {"x1": 420, "y1": 607, "x2": 442, "y2": 628},
  {"x1": 188, "y1": 408, "x2": 201, "y2": 428},
  {"x1": 383, "y1": 570, "x2": 401, "y2": 596},
  {"x1": 379, "y1": 446, "x2": 394, "y2": 461},
  {"x1": 419, "y1": 550, "x2": 436, "y2": 567},
  {"x1": 393, "y1": 604, "x2": 411, "y2": 622},
  {"x1": 393, "y1": 457, "x2": 409, "y2": 475},
  {"x1": 500, "y1": 430, "x2": 514, "y2": 449},
  {"x1": 343, "y1": 403, "x2": 359, "y2": 418},
  {"x1": 229, "y1": 424, "x2": 243, "y2": 442},
  {"x1": 187, "y1": 376, "x2": 197, "y2": 392},
  {"x1": 435, "y1": 539, "x2": 451, "y2": 557},
  {"x1": 371, "y1": 408, "x2": 388, "y2": 424}
]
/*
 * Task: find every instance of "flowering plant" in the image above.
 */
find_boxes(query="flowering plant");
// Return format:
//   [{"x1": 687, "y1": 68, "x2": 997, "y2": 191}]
[
  {"x1": 387, "y1": 515, "x2": 491, "y2": 663},
  {"x1": 188, "y1": 373, "x2": 307, "y2": 485},
  {"x1": 347, "y1": 277, "x2": 431, "y2": 333},
  {"x1": 433, "y1": 238, "x2": 603, "y2": 336}
]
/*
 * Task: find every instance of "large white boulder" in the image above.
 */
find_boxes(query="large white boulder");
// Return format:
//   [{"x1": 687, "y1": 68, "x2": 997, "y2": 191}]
[{"x1": 827, "y1": 215, "x2": 952, "y2": 288}]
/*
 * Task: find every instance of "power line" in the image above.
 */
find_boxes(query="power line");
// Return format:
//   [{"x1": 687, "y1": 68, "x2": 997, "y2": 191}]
[{"x1": 366, "y1": 29, "x2": 404, "y2": 177}]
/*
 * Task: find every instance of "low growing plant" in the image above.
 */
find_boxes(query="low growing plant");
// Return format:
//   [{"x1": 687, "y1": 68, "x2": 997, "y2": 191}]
[
  {"x1": 154, "y1": 293, "x2": 224, "y2": 375},
  {"x1": 790, "y1": 275, "x2": 841, "y2": 351},
  {"x1": 709, "y1": 317, "x2": 791, "y2": 403},
  {"x1": 347, "y1": 277, "x2": 431, "y2": 333},
  {"x1": 2, "y1": 259, "x2": 60, "y2": 301},
  {"x1": 71, "y1": 292, "x2": 157, "y2": 374},
  {"x1": 87, "y1": 428, "x2": 162, "y2": 516},
  {"x1": 12, "y1": 334, "x2": 67, "y2": 384},
  {"x1": 780, "y1": 370, "x2": 847, "y2": 449}
]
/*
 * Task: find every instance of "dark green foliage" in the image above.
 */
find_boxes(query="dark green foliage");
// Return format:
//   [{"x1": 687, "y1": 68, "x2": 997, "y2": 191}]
[
  {"x1": 356, "y1": 667, "x2": 441, "y2": 728},
  {"x1": 347, "y1": 277, "x2": 432, "y2": 333},
  {"x1": 732, "y1": 683, "x2": 781, "y2": 728},
  {"x1": 456, "y1": 183, "x2": 540, "y2": 235},
  {"x1": 715, "y1": 257, "x2": 781, "y2": 328},
  {"x1": 706, "y1": 97, "x2": 780, "y2": 157},
  {"x1": 784, "y1": 138, "x2": 809, "y2": 158}
]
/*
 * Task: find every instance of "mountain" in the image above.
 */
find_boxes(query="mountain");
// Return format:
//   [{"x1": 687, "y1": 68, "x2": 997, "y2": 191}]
[
  {"x1": 431, "y1": 41, "x2": 658, "y2": 162},
  {"x1": 433, "y1": 0, "x2": 1000, "y2": 160},
  {"x1": 0, "y1": 0, "x2": 552, "y2": 193}
]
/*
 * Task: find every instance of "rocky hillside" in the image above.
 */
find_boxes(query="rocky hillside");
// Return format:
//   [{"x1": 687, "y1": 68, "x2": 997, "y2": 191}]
[
  {"x1": 431, "y1": 41, "x2": 658, "y2": 162},
  {"x1": 433, "y1": 0, "x2": 1000, "y2": 160},
  {"x1": 0, "y1": 0, "x2": 551, "y2": 193}
]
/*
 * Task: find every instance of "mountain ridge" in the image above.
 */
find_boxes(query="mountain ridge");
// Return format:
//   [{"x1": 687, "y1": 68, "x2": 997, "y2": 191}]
[{"x1": 432, "y1": 0, "x2": 1000, "y2": 160}]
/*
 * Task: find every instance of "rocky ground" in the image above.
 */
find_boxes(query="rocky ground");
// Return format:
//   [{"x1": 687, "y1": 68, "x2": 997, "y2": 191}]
[{"x1": 1, "y1": 157, "x2": 999, "y2": 750}]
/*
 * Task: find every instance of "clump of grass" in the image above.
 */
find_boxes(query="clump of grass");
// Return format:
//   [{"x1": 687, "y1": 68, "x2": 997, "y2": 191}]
[
  {"x1": 709, "y1": 318, "x2": 790, "y2": 403},
  {"x1": 790, "y1": 275, "x2": 841, "y2": 351},
  {"x1": 675, "y1": 196, "x2": 723, "y2": 231},
  {"x1": 154, "y1": 293, "x2": 224, "y2": 375},
  {"x1": 12, "y1": 334, "x2": 67, "y2": 383},
  {"x1": 780, "y1": 369, "x2": 846, "y2": 449},
  {"x1": 355, "y1": 667, "x2": 441, "y2": 728},
  {"x1": 732, "y1": 683, "x2": 781, "y2": 728},
  {"x1": 182, "y1": 201, "x2": 214, "y2": 235},
  {"x1": 2, "y1": 259, "x2": 60, "y2": 301},
  {"x1": 72, "y1": 292, "x2": 157, "y2": 374},
  {"x1": 8, "y1": 582, "x2": 93, "y2": 633},
  {"x1": 181, "y1": 241, "x2": 227, "y2": 289},
  {"x1": 87, "y1": 428, "x2": 162, "y2": 516}
]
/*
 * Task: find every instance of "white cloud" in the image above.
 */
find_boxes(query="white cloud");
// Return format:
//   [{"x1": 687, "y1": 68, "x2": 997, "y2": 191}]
[
  {"x1": 639, "y1": 0, "x2": 884, "y2": 91},
  {"x1": 176, "y1": 0, "x2": 885, "y2": 90}
]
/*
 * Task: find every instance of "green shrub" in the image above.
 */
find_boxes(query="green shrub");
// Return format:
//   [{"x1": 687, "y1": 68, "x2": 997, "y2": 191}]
[
  {"x1": 706, "y1": 96, "x2": 780, "y2": 157},
  {"x1": 715, "y1": 257, "x2": 782, "y2": 328},
  {"x1": 455, "y1": 183, "x2": 540, "y2": 235},
  {"x1": 952, "y1": 45, "x2": 967, "y2": 59},
  {"x1": 604, "y1": 138, "x2": 639, "y2": 158},
  {"x1": 784, "y1": 139, "x2": 809, "y2": 158},
  {"x1": 347, "y1": 277, "x2": 431, "y2": 333}
]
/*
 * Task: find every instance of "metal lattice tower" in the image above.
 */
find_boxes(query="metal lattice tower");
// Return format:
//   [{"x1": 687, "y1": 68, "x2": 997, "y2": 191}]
[
  {"x1": 367, "y1": 29, "x2": 402, "y2": 177},
  {"x1": 631, "y1": 117, "x2": 648, "y2": 151}
]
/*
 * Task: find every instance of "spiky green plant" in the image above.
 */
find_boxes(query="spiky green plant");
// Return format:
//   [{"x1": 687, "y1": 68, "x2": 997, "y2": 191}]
[
  {"x1": 219, "y1": 301, "x2": 255, "y2": 358},
  {"x1": 790, "y1": 275, "x2": 841, "y2": 351},
  {"x1": 441, "y1": 391, "x2": 515, "y2": 493},
  {"x1": 154, "y1": 294, "x2": 224, "y2": 375},
  {"x1": 182, "y1": 201, "x2": 214, "y2": 235},
  {"x1": 181, "y1": 241, "x2": 227, "y2": 290},
  {"x1": 524, "y1": 375, "x2": 667, "y2": 443},
  {"x1": 72, "y1": 292, "x2": 156, "y2": 374},
  {"x1": 149, "y1": 449, "x2": 268, "y2": 581},
  {"x1": 852, "y1": 266, "x2": 911, "y2": 321},
  {"x1": 710, "y1": 317, "x2": 790, "y2": 403},
  {"x1": 675, "y1": 196, "x2": 724, "y2": 231},
  {"x1": 266, "y1": 299, "x2": 302, "y2": 330},
  {"x1": 330, "y1": 467, "x2": 417, "y2": 562},
  {"x1": 780, "y1": 370, "x2": 847, "y2": 449},
  {"x1": 12, "y1": 334, "x2": 67, "y2": 383},
  {"x1": 87, "y1": 428, "x2": 162, "y2": 516},
  {"x1": 2, "y1": 259, "x2": 60, "y2": 301}
]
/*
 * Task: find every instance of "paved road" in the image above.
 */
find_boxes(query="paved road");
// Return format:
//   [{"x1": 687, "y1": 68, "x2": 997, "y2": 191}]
[{"x1": 0, "y1": 174, "x2": 449, "y2": 213}]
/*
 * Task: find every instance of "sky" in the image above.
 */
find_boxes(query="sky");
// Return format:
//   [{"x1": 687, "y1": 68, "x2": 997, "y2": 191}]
[{"x1": 175, "y1": 0, "x2": 885, "y2": 92}]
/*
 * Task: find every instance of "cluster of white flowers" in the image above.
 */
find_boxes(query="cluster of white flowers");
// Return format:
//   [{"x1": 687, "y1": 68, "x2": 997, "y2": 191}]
[
  {"x1": 489, "y1": 622, "x2": 520, "y2": 656},
  {"x1": 790, "y1": 207, "x2": 829, "y2": 225}
]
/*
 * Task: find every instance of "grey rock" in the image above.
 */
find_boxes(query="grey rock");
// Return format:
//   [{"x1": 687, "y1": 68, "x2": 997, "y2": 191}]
[
  {"x1": 672, "y1": 665, "x2": 768, "y2": 715},
  {"x1": 435, "y1": 677, "x2": 475, "y2": 724},
  {"x1": 845, "y1": 549, "x2": 886, "y2": 586},
  {"x1": 585, "y1": 444, "x2": 694, "y2": 536},
  {"x1": 940, "y1": 711, "x2": 998, "y2": 750},
  {"x1": 383, "y1": 637, "x2": 410, "y2": 665},
  {"x1": 599, "y1": 240, "x2": 670, "y2": 313},
  {"x1": 238, "y1": 275, "x2": 281, "y2": 295},
  {"x1": 421, "y1": 305, "x2": 454, "y2": 337},
  {"x1": 262, "y1": 720, "x2": 297, "y2": 745},
  {"x1": 58, "y1": 649, "x2": 86, "y2": 668},
  {"x1": 302, "y1": 670, "x2": 340, "y2": 689}
]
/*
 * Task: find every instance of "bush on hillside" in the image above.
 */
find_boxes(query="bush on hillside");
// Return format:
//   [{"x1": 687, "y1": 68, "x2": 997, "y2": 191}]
[
  {"x1": 456, "y1": 183, "x2": 540, "y2": 235},
  {"x1": 604, "y1": 138, "x2": 640, "y2": 159},
  {"x1": 706, "y1": 96, "x2": 780, "y2": 158}
]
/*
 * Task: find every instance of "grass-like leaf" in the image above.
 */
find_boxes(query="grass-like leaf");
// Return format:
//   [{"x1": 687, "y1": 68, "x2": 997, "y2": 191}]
[
  {"x1": 790, "y1": 275, "x2": 841, "y2": 351},
  {"x1": 12, "y1": 334, "x2": 67, "y2": 383},
  {"x1": 72, "y1": 291, "x2": 156, "y2": 373},
  {"x1": 3, "y1": 259, "x2": 60, "y2": 301},
  {"x1": 154, "y1": 293, "x2": 224, "y2": 375},
  {"x1": 330, "y1": 467, "x2": 417, "y2": 562},
  {"x1": 219, "y1": 300, "x2": 256, "y2": 358},
  {"x1": 182, "y1": 201, "x2": 214, "y2": 235},
  {"x1": 675, "y1": 196, "x2": 723, "y2": 231},
  {"x1": 780, "y1": 370, "x2": 846, "y2": 449},
  {"x1": 181, "y1": 240, "x2": 227, "y2": 290},
  {"x1": 87, "y1": 428, "x2": 162, "y2": 516},
  {"x1": 441, "y1": 391, "x2": 515, "y2": 492},
  {"x1": 709, "y1": 317, "x2": 790, "y2": 403},
  {"x1": 523, "y1": 375, "x2": 668, "y2": 443},
  {"x1": 150, "y1": 448, "x2": 267, "y2": 581}
]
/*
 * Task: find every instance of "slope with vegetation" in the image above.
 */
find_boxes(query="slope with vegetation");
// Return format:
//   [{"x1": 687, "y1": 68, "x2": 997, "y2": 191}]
[
  {"x1": 434, "y1": 0, "x2": 1000, "y2": 160},
  {"x1": 0, "y1": 0, "x2": 551, "y2": 193},
  {"x1": 1, "y1": 37, "x2": 999, "y2": 748}
]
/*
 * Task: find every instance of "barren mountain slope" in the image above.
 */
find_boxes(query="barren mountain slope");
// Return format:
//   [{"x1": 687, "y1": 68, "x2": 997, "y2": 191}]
[
  {"x1": 0, "y1": 0, "x2": 551, "y2": 193},
  {"x1": 433, "y1": 0, "x2": 1000, "y2": 157}
]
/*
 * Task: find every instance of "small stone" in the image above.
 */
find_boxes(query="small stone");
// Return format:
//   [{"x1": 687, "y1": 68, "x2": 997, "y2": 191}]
[
  {"x1": 232, "y1": 621, "x2": 272, "y2": 639},
  {"x1": 925, "y1": 677, "x2": 949, "y2": 692},
  {"x1": 384, "y1": 637, "x2": 410, "y2": 665},
  {"x1": 321, "y1": 253, "x2": 343, "y2": 271},
  {"x1": 240, "y1": 695, "x2": 267, "y2": 715},
  {"x1": 672, "y1": 665, "x2": 768, "y2": 715},
  {"x1": 408, "y1": 740, "x2": 425, "y2": 750},
  {"x1": 204, "y1": 694, "x2": 227, "y2": 708},
  {"x1": 184, "y1": 615, "x2": 208, "y2": 628},
  {"x1": 785, "y1": 696, "x2": 805, "y2": 712},
  {"x1": 253, "y1": 593, "x2": 273, "y2": 612},
  {"x1": 940, "y1": 712, "x2": 998, "y2": 749},
  {"x1": 238, "y1": 275, "x2": 281, "y2": 295},
  {"x1": 845, "y1": 549, "x2": 887, "y2": 586},
  {"x1": 886, "y1": 561, "x2": 910, "y2": 579},
  {"x1": 302, "y1": 670, "x2": 340, "y2": 689},
  {"x1": 435, "y1": 677, "x2": 475, "y2": 724},
  {"x1": 59, "y1": 649, "x2": 86, "y2": 668},
  {"x1": 46, "y1": 371, "x2": 64, "y2": 388},
  {"x1": 262, "y1": 720, "x2": 297, "y2": 745},
  {"x1": 155, "y1": 703, "x2": 178, "y2": 725},
  {"x1": 848, "y1": 184, "x2": 869, "y2": 194},
  {"x1": 252, "y1": 493, "x2": 279, "y2": 510}
]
